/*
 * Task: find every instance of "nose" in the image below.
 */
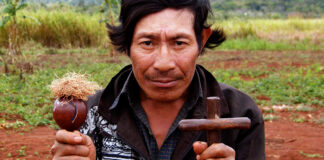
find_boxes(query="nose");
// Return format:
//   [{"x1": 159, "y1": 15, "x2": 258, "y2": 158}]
[{"x1": 153, "y1": 44, "x2": 176, "y2": 72}]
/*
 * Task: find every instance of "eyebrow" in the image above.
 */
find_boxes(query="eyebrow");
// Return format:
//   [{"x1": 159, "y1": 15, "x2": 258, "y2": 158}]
[
  {"x1": 171, "y1": 33, "x2": 192, "y2": 40},
  {"x1": 134, "y1": 32, "x2": 192, "y2": 40}
]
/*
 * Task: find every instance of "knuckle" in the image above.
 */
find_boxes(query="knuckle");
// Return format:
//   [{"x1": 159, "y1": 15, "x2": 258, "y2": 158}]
[
  {"x1": 55, "y1": 130, "x2": 65, "y2": 139},
  {"x1": 210, "y1": 143, "x2": 220, "y2": 148},
  {"x1": 218, "y1": 143, "x2": 226, "y2": 147},
  {"x1": 85, "y1": 135, "x2": 94, "y2": 145}
]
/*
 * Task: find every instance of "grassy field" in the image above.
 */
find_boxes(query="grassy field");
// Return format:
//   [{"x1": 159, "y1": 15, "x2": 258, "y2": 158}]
[
  {"x1": 0, "y1": 48, "x2": 323, "y2": 128},
  {"x1": 0, "y1": 10, "x2": 323, "y2": 50},
  {"x1": 0, "y1": 9, "x2": 323, "y2": 128},
  {"x1": 0, "y1": 10, "x2": 106, "y2": 48},
  {"x1": 0, "y1": 5, "x2": 324, "y2": 160}
]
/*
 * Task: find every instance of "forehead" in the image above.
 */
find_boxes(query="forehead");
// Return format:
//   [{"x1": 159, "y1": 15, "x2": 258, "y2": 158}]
[{"x1": 133, "y1": 8, "x2": 195, "y2": 37}]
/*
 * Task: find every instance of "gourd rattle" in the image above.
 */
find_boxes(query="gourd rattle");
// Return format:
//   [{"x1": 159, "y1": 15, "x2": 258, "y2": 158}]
[{"x1": 50, "y1": 73, "x2": 99, "y2": 131}]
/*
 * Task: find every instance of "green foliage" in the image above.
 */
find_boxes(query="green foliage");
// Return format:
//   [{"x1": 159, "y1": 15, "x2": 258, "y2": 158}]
[
  {"x1": 295, "y1": 105, "x2": 314, "y2": 112},
  {"x1": 0, "y1": 120, "x2": 26, "y2": 129},
  {"x1": 1, "y1": 47, "x2": 322, "y2": 126},
  {"x1": 18, "y1": 146, "x2": 26, "y2": 157},
  {"x1": 0, "y1": 52, "x2": 127, "y2": 126},
  {"x1": 216, "y1": 19, "x2": 324, "y2": 51},
  {"x1": 263, "y1": 114, "x2": 280, "y2": 121},
  {"x1": 0, "y1": 0, "x2": 28, "y2": 27},
  {"x1": 0, "y1": 10, "x2": 106, "y2": 48},
  {"x1": 211, "y1": 0, "x2": 324, "y2": 18},
  {"x1": 292, "y1": 116, "x2": 306, "y2": 123},
  {"x1": 299, "y1": 151, "x2": 323, "y2": 158},
  {"x1": 210, "y1": 65, "x2": 323, "y2": 107},
  {"x1": 0, "y1": 16, "x2": 11, "y2": 28},
  {"x1": 230, "y1": 21, "x2": 256, "y2": 38},
  {"x1": 1, "y1": 8, "x2": 322, "y2": 50}
]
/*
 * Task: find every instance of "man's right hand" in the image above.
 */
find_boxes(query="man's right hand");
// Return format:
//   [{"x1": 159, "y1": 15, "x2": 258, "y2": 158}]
[{"x1": 51, "y1": 130, "x2": 96, "y2": 160}]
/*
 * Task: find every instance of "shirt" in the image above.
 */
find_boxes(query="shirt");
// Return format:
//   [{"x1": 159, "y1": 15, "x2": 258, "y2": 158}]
[{"x1": 126, "y1": 70, "x2": 203, "y2": 160}]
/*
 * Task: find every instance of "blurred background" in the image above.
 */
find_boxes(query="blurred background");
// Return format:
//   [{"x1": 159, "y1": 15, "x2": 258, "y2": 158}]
[{"x1": 0, "y1": 0, "x2": 323, "y2": 160}]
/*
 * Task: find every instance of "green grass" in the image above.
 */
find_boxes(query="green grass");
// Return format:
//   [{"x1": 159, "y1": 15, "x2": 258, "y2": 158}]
[
  {"x1": 1, "y1": 48, "x2": 323, "y2": 126},
  {"x1": 0, "y1": 8, "x2": 323, "y2": 51},
  {"x1": 216, "y1": 37, "x2": 323, "y2": 51},
  {"x1": 0, "y1": 10, "x2": 106, "y2": 48},
  {"x1": 216, "y1": 19, "x2": 324, "y2": 39},
  {"x1": 263, "y1": 114, "x2": 280, "y2": 121},
  {"x1": 0, "y1": 55, "x2": 127, "y2": 126},
  {"x1": 211, "y1": 66, "x2": 323, "y2": 107},
  {"x1": 299, "y1": 151, "x2": 323, "y2": 158}
]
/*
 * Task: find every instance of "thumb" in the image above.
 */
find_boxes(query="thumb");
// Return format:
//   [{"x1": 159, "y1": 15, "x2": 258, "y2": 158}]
[{"x1": 193, "y1": 141, "x2": 208, "y2": 155}]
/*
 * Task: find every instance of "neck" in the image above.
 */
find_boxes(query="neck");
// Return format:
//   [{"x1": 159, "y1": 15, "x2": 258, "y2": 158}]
[
  {"x1": 140, "y1": 90, "x2": 188, "y2": 149},
  {"x1": 140, "y1": 90, "x2": 188, "y2": 115}
]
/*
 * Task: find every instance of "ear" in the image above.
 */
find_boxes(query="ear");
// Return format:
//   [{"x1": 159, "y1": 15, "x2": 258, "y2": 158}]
[{"x1": 201, "y1": 27, "x2": 212, "y2": 47}]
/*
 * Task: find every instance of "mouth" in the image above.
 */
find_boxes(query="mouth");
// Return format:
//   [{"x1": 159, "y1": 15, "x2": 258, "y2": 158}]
[{"x1": 150, "y1": 79, "x2": 179, "y2": 88}]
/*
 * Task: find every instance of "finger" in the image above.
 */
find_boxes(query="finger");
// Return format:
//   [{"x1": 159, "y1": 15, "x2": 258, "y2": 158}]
[
  {"x1": 199, "y1": 143, "x2": 235, "y2": 160},
  {"x1": 193, "y1": 141, "x2": 208, "y2": 155},
  {"x1": 53, "y1": 155, "x2": 90, "y2": 160},
  {"x1": 56, "y1": 130, "x2": 84, "y2": 145},
  {"x1": 52, "y1": 141, "x2": 90, "y2": 157},
  {"x1": 74, "y1": 130, "x2": 93, "y2": 146}
]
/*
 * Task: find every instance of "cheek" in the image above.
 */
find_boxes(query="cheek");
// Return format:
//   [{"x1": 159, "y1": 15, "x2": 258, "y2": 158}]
[
  {"x1": 175, "y1": 50, "x2": 198, "y2": 76},
  {"x1": 130, "y1": 49, "x2": 154, "y2": 80}
]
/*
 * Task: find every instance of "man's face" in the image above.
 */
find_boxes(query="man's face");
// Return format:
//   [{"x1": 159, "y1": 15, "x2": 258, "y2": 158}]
[{"x1": 130, "y1": 8, "x2": 199, "y2": 102}]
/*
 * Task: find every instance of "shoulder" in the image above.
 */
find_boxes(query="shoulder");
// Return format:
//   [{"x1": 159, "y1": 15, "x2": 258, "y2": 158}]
[
  {"x1": 219, "y1": 83, "x2": 256, "y2": 109},
  {"x1": 219, "y1": 83, "x2": 263, "y2": 124},
  {"x1": 85, "y1": 64, "x2": 133, "y2": 110},
  {"x1": 86, "y1": 89, "x2": 103, "y2": 109}
]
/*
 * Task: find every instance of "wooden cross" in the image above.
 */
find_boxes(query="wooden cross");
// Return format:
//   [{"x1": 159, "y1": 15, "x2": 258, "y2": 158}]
[{"x1": 178, "y1": 96, "x2": 251, "y2": 145}]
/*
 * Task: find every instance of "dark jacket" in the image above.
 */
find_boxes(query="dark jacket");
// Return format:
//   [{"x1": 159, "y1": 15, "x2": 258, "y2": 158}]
[{"x1": 81, "y1": 65, "x2": 265, "y2": 160}]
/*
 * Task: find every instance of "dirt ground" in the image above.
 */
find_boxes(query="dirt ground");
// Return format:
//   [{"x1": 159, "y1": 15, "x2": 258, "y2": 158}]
[{"x1": 1, "y1": 113, "x2": 323, "y2": 160}]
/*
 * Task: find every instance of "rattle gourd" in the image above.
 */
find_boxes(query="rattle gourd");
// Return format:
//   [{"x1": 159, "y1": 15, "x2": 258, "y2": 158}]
[{"x1": 50, "y1": 73, "x2": 99, "y2": 131}]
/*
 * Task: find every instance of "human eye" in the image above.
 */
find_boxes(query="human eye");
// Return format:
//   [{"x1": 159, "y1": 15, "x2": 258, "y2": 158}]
[
  {"x1": 175, "y1": 41, "x2": 185, "y2": 46},
  {"x1": 143, "y1": 41, "x2": 152, "y2": 46},
  {"x1": 140, "y1": 40, "x2": 154, "y2": 49},
  {"x1": 173, "y1": 40, "x2": 188, "y2": 49}
]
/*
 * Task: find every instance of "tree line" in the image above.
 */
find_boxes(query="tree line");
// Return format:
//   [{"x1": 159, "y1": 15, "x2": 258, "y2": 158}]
[
  {"x1": 4, "y1": 0, "x2": 321, "y2": 18},
  {"x1": 210, "y1": 0, "x2": 323, "y2": 18}
]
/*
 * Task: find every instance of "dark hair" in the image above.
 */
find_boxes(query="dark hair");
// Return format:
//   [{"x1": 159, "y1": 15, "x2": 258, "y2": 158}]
[{"x1": 108, "y1": 0, "x2": 226, "y2": 55}]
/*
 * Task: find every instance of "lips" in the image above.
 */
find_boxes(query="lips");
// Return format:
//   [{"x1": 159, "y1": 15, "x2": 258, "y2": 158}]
[{"x1": 150, "y1": 79, "x2": 180, "y2": 88}]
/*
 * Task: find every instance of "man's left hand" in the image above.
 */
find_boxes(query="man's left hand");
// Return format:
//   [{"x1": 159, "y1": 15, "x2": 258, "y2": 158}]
[{"x1": 193, "y1": 141, "x2": 235, "y2": 160}]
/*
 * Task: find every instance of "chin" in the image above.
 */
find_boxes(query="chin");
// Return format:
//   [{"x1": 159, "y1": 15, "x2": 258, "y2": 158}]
[{"x1": 147, "y1": 91, "x2": 183, "y2": 102}]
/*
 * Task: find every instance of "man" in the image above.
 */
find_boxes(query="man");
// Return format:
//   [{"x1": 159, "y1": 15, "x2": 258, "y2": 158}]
[{"x1": 51, "y1": 0, "x2": 265, "y2": 159}]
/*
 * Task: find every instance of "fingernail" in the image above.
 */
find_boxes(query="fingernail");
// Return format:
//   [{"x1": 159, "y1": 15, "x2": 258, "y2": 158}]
[
  {"x1": 74, "y1": 136, "x2": 82, "y2": 142},
  {"x1": 196, "y1": 155, "x2": 200, "y2": 160}
]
